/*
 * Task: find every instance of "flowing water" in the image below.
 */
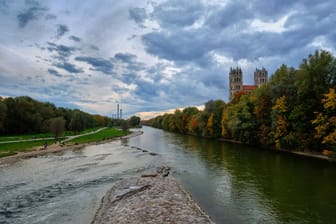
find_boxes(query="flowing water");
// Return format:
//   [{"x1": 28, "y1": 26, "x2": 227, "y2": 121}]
[{"x1": 1, "y1": 126, "x2": 336, "y2": 223}]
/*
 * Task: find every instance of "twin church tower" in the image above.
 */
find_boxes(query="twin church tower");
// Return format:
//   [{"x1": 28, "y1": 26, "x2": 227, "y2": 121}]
[{"x1": 229, "y1": 67, "x2": 268, "y2": 100}]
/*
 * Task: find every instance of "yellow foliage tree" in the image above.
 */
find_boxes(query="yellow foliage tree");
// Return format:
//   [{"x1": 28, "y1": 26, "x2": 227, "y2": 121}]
[
  {"x1": 207, "y1": 113, "x2": 214, "y2": 136},
  {"x1": 312, "y1": 88, "x2": 336, "y2": 148},
  {"x1": 221, "y1": 108, "x2": 229, "y2": 137},
  {"x1": 272, "y1": 96, "x2": 289, "y2": 149}
]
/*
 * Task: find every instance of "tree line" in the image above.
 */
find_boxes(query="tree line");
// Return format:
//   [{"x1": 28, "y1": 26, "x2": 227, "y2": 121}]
[
  {"x1": 144, "y1": 50, "x2": 336, "y2": 153},
  {"x1": 0, "y1": 96, "x2": 141, "y2": 136}
]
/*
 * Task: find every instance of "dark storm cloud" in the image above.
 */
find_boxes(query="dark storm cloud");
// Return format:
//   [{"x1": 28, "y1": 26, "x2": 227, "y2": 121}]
[
  {"x1": 17, "y1": 1, "x2": 47, "y2": 28},
  {"x1": 54, "y1": 62, "x2": 82, "y2": 74},
  {"x1": 75, "y1": 56, "x2": 113, "y2": 74},
  {"x1": 56, "y1": 24, "x2": 69, "y2": 38}
]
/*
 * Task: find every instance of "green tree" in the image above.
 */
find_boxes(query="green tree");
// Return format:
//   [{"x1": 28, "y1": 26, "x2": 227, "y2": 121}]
[
  {"x1": 204, "y1": 100, "x2": 225, "y2": 137},
  {"x1": 227, "y1": 95, "x2": 257, "y2": 143},
  {"x1": 0, "y1": 97, "x2": 7, "y2": 133},
  {"x1": 69, "y1": 110, "x2": 85, "y2": 132},
  {"x1": 128, "y1": 116, "x2": 141, "y2": 127},
  {"x1": 48, "y1": 117, "x2": 66, "y2": 138},
  {"x1": 294, "y1": 50, "x2": 336, "y2": 149}
]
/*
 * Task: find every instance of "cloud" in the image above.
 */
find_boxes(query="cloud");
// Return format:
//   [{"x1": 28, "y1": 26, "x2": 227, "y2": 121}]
[
  {"x1": 2, "y1": 0, "x2": 336, "y2": 118},
  {"x1": 114, "y1": 53, "x2": 137, "y2": 62},
  {"x1": 17, "y1": 2, "x2": 47, "y2": 28},
  {"x1": 47, "y1": 42, "x2": 76, "y2": 60},
  {"x1": 56, "y1": 24, "x2": 69, "y2": 38},
  {"x1": 129, "y1": 7, "x2": 147, "y2": 27},
  {"x1": 142, "y1": 30, "x2": 219, "y2": 62},
  {"x1": 69, "y1": 35, "x2": 81, "y2": 42},
  {"x1": 75, "y1": 56, "x2": 113, "y2": 74},
  {"x1": 114, "y1": 53, "x2": 145, "y2": 71},
  {"x1": 48, "y1": 68, "x2": 63, "y2": 77},
  {"x1": 152, "y1": 0, "x2": 204, "y2": 28},
  {"x1": 54, "y1": 62, "x2": 82, "y2": 74}
]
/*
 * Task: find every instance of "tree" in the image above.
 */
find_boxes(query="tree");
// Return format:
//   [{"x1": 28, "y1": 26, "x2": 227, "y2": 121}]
[
  {"x1": 207, "y1": 113, "x2": 215, "y2": 136},
  {"x1": 293, "y1": 50, "x2": 336, "y2": 149},
  {"x1": 128, "y1": 116, "x2": 141, "y2": 127},
  {"x1": 49, "y1": 117, "x2": 66, "y2": 138},
  {"x1": 121, "y1": 120, "x2": 129, "y2": 132},
  {"x1": 272, "y1": 96, "x2": 289, "y2": 149},
  {"x1": 69, "y1": 110, "x2": 85, "y2": 132},
  {"x1": 0, "y1": 97, "x2": 7, "y2": 133},
  {"x1": 312, "y1": 88, "x2": 336, "y2": 149},
  {"x1": 227, "y1": 95, "x2": 257, "y2": 143},
  {"x1": 204, "y1": 100, "x2": 225, "y2": 137},
  {"x1": 221, "y1": 106, "x2": 229, "y2": 137}
]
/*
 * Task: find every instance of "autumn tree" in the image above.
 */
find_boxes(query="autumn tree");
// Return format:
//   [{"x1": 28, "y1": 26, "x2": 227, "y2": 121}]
[
  {"x1": 312, "y1": 88, "x2": 336, "y2": 150},
  {"x1": 221, "y1": 106, "x2": 229, "y2": 138},
  {"x1": 272, "y1": 96, "x2": 289, "y2": 149}
]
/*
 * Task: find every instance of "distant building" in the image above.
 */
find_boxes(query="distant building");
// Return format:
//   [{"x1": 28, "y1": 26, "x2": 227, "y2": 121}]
[{"x1": 229, "y1": 67, "x2": 268, "y2": 101}]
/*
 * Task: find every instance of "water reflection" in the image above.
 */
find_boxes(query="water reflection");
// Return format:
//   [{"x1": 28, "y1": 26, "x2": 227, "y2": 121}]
[{"x1": 128, "y1": 126, "x2": 336, "y2": 224}]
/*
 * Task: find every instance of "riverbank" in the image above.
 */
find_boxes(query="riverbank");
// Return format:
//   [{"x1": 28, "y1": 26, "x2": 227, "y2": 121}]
[
  {"x1": 219, "y1": 138, "x2": 332, "y2": 162},
  {"x1": 0, "y1": 131, "x2": 143, "y2": 165},
  {"x1": 92, "y1": 167, "x2": 214, "y2": 224}
]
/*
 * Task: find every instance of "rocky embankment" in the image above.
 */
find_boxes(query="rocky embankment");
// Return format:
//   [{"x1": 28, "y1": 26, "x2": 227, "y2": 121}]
[{"x1": 92, "y1": 167, "x2": 214, "y2": 224}]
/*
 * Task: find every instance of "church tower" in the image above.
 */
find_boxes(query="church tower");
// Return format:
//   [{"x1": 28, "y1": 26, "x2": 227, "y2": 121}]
[
  {"x1": 254, "y1": 67, "x2": 268, "y2": 87},
  {"x1": 229, "y1": 67, "x2": 243, "y2": 100}
]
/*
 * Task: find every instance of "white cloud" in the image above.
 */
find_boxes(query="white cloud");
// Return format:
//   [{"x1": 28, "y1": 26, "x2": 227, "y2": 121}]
[{"x1": 249, "y1": 13, "x2": 293, "y2": 33}]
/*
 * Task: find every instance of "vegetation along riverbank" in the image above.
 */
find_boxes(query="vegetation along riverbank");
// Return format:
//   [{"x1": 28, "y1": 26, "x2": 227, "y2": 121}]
[
  {"x1": 144, "y1": 50, "x2": 336, "y2": 160},
  {"x1": 0, "y1": 129, "x2": 142, "y2": 165}
]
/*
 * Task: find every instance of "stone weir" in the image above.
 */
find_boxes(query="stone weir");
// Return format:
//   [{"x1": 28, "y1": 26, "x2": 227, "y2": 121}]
[{"x1": 91, "y1": 167, "x2": 214, "y2": 224}]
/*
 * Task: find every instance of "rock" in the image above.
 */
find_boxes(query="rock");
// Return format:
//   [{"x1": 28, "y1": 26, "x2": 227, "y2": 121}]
[
  {"x1": 92, "y1": 168, "x2": 214, "y2": 224},
  {"x1": 149, "y1": 152, "x2": 158, "y2": 156}
]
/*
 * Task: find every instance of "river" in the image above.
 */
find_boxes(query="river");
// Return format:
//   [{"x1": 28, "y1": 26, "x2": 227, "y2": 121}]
[{"x1": 1, "y1": 126, "x2": 336, "y2": 223}]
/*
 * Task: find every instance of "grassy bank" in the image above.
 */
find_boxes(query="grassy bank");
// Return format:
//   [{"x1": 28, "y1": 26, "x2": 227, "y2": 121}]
[
  {"x1": 0, "y1": 127, "x2": 104, "y2": 142},
  {"x1": 0, "y1": 127, "x2": 126, "y2": 158},
  {"x1": 0, "y1": 139, "x2": 63, "y2": 158},
  {"x1": 68, "y1": 128, "x2": 128, "y2": 144}
]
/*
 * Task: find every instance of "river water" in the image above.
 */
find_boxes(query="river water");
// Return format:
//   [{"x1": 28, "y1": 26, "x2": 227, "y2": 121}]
[{"x1": 1, "y1": 126, "x2": 336, "y2": 223}]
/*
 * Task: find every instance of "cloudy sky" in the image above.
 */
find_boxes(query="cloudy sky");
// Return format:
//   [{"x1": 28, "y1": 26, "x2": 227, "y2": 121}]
[{"x1": 0, "y1": 0, "x2": 335, "y2": 119}]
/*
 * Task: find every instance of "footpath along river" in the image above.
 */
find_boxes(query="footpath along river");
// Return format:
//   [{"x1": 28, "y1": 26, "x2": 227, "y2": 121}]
[{"x1": 1, "y1": 126, "x2": 336, "y2": 223}]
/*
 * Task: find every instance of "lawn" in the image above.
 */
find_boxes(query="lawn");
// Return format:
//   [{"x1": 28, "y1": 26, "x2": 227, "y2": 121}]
[
  {"x1": 0, "y1": 127, "x2": 104, "y2": 142},
  {"x1": 68, "y1": 128, "x2": 128, "y2": 144},
  {"x1": 0, "y1": 133, "x2": 53, "y2": 142},
  {"x1": 0, "y1": 139, "x2": 62, "y2": 158},
  {"x1": 0, "y1": 127, "x2": 126, "y2": 158}
]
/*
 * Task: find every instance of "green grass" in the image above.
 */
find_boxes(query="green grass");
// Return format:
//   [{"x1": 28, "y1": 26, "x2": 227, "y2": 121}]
[
  {"x1": 0, "y1": 127, "x2": 103, "y2": 142},
  {"x1": 0, "y1": 133, "x2": 53, "y2": 142},
  {"x1": 68, "y1": 128, "x2": 128, "y2": 144},
  {"x1": 0, "y1": 139, "x2": 62, "y2": 158},
  {"x1": 0, "y1": 127, "x2": 121, "y2": 158},
  {"x1": 64, "y1": 127, "x2": 103, "y2": 136}
]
